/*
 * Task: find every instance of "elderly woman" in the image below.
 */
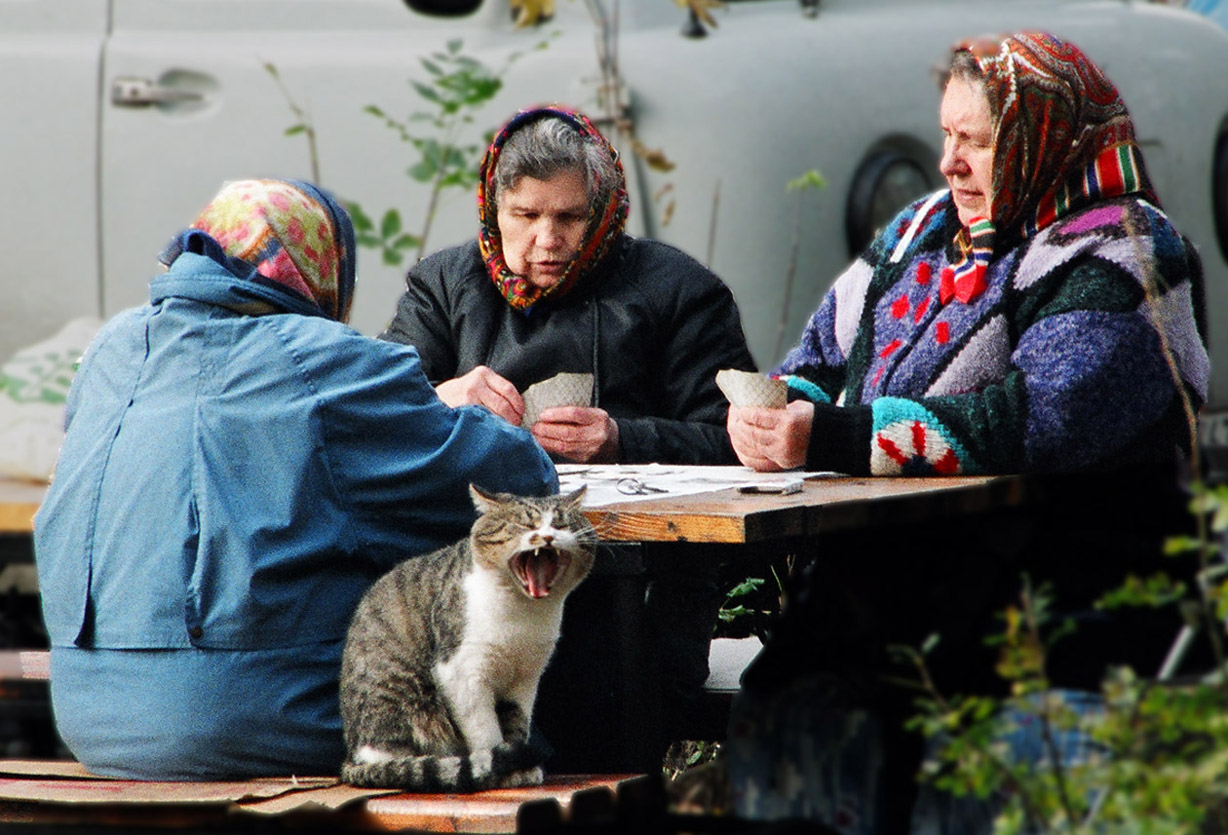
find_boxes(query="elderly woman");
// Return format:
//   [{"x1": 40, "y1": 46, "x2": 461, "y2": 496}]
[
  {"x1": 380, "y1": 106, "x2": 757, "y2": 769},
  {"x1": 708, "y1": 33, "x2": 1209, "y2": 832},
  {"x1": 729, "y1": 36, "x2": 1207, "y2": 478},
  {"x1": 380, "y1": 105, "x2": 757, "y2": 465},
  {"x1": 34, "y1": 179, "x2": 556, "y2": 780}
]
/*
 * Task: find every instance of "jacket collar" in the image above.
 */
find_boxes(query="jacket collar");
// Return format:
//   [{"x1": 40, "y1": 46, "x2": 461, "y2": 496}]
[{"x1": 149, "y1": 252, "x2": 329, "y2": 319}]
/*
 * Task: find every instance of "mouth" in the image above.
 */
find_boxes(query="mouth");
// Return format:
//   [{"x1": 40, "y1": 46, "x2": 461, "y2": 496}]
[{"x1": 510, "y1": 548, "x2": 570, "y2": 598}]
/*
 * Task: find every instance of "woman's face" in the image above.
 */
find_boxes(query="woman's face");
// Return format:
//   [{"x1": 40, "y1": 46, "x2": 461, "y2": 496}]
[
  {"x1": 939, "y1": 76, "x2": 995, "y2": 226},
  {"x1": 496, "y1": 169, "x2": 590, "y2": 290}
]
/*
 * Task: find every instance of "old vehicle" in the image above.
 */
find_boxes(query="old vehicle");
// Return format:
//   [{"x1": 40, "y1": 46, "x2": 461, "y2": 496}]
[{"x1": 4, "y1": 0, "x2": 1228, "y2": 441}]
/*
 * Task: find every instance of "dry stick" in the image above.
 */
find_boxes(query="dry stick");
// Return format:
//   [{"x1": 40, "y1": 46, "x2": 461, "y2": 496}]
[
  {"x1": 1125, "y1": 201, "x2": 1224, "y2": 677},
  {"x1": 263, "y1": 62, "x2": 321, "y2": 185},
  {"x1": 774, "y1": 187, "x2": 804, "y2": 362}
]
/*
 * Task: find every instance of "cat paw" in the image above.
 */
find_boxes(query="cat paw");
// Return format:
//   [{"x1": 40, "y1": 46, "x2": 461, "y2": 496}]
[{"x1": 498, "y1": 766, "x2": 544, "y2": 788}]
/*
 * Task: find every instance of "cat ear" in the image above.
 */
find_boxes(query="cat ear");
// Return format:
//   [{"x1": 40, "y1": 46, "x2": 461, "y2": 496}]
[
  {"x1": 563, "y1": 485, "x2": 587, "y2": 509},
  {"x1": 469, "y1": 483, "x2": 498, "y2": 513}
]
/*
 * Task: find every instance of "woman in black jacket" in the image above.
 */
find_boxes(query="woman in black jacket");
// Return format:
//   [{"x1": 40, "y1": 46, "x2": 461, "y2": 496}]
[{"x1": 380, "y1": 105, "x2": 757, "y2": 466}]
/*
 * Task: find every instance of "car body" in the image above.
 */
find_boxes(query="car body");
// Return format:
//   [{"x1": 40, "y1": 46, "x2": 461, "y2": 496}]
[{"x1": 4, "y1": 0, "x2": 1228, "y2": 439}]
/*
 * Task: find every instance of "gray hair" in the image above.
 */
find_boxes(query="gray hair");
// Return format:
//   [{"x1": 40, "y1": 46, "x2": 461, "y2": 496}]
[
  {"x1": 933, "y1": 46, "x2": 986, "y2": 91},
  {"x1": 492, "y1": 116, "x2": 620, "y2": 209}
]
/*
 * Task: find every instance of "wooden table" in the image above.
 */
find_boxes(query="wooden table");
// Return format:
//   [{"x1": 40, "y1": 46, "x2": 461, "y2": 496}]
[
  {"x1": 0, "y1": 473, "x2": 1023, "y2": 774},
  {"x1": 0, "y1": 478, "x2": 44, "y2": 535},
  {"x1": 583, "y1": 474, "x2": 1020, "y2": 544},
  {"x1": 1, "y1": 473, "x2": 1019, "y2": 540}
]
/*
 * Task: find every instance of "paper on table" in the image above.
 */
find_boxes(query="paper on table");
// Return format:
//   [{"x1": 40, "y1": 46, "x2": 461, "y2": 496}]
[
  {"x1": 521, "y1": 372, "x2": 594, "y2": 428},
  {"x1": 715, "y1": 368, "x2": 787, "y2": 409},
  {"x1": 557, "y1": 464, "x2": 838, "y2": 507}
]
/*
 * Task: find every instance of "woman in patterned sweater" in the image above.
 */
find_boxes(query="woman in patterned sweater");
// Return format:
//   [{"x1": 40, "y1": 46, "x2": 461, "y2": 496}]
[
  {"x1": 728, "y1": 34, "x2": 1207, "y2": 478},
  {"x1": 708, "y1": 33, "x2": 1211, "y2": 833}
]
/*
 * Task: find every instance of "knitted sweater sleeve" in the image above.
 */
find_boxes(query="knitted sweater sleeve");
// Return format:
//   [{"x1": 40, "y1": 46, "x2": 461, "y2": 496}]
[{"x1": 793, "y1": 199, "x2": 1208, "y2": 476}]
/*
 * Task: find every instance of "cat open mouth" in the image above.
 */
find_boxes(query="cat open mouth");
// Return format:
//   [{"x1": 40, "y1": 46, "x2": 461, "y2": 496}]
[{"x1": 511, "y1": 548, "x2": 568, "y2": 599}]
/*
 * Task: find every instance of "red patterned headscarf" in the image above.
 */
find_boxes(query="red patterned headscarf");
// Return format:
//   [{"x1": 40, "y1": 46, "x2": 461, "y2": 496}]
[
  {"x1": 942, "y1": 33, "x2": 1159, "y2": 301},
  {"x1": 477, "y1": 106, "x2": 629, "y2": 312}
]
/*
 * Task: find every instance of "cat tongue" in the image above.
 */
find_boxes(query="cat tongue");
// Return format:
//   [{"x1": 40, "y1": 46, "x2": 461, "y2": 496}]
[{"x1": 523, "y1": 550, "x2": 559, "y2": 598}]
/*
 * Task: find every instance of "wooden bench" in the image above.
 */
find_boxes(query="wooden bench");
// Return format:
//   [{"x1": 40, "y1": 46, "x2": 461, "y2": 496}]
[{"x1": 0, "y1": 650, "x2": 653, "y2": 832}]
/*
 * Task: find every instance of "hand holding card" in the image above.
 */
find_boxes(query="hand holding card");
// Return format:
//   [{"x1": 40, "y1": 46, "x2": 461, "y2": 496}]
[
  {"x1": 715, "y1": 368, "x2": 787, "y2": 409},
  {"x1": 521, "y1": 372, "x2": 595, "y2": 427}
]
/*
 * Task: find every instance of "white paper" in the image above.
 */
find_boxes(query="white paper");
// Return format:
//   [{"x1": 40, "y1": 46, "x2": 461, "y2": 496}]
[{"x1": 557, "y1": 464, "x2": 837, "y2": 507}]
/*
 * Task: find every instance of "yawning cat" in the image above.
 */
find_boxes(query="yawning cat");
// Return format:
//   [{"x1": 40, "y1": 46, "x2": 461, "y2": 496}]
[{"x1": 339, "y1": 484, "x2": 595, "y2": 792}]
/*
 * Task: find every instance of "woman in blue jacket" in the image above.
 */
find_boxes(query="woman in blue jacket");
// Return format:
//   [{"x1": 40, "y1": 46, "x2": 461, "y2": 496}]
[{"x1": 33, "y1": 179, "x2": 557, "y2": 780}]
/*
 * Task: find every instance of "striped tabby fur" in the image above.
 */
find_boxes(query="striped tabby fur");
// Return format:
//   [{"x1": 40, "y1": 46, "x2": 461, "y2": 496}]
[{"x1": 339, "y1": 484, "x2": 594, "y2": 792}]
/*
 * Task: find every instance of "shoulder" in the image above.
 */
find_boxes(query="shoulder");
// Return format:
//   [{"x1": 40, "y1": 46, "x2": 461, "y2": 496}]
[
  {"x1": 265, "y1": 315, "x2": 429, "y2": 395},
  {"x1": 1013, "y1": 196, "x2": 1193, "y2": 292},
  {"x1": 412, "y1": 240, "x2": 485, "y2": 285},
  {"x1": 615, "y1": 236, "x2": 737, "y2": 302},
  {"x1": 868, "y1": 190, "x2": 958, "y2": 263}
]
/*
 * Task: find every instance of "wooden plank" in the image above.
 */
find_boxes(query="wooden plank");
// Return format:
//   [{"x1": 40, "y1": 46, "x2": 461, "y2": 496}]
[
  {"x1": 585, "y1": 476, "x2": 1014, "y2": 544},
  {"x1": 0, "y1": 766, "x2": 633, "y2": 833},
  {"x1": 0, "y1": 478, "x2": 44, "y2": 534},
  {"x1": 0, "y1": 651, "x2": 50, "y2": 681}
]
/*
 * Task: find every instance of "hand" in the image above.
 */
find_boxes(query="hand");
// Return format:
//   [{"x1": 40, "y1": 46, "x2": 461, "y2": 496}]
[
  {"x1": 727, "y1": 400, "x2": 814, "y2": 472},
  {"x1": 435, "y1": 366, "x2": 525, "y2": 425},
  {"x1": 531, "y1": 406, "x2": 620, "y2": 463}
]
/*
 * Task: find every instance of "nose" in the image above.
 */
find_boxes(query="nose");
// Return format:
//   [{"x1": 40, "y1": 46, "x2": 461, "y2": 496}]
[
  {"x1": 939, "y1": 139, "x2": 966, "y2": 179},
  {"x1": 534, "y1": 218, "x2": 567, "y2": 250}
]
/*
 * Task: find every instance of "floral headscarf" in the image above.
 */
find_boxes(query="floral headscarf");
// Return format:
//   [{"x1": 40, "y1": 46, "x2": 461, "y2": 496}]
[
  {"x1": 943, "y1": 32, "x2": 1158, "y2": 302},
  {"x1": 159, "y1": 179, "x2": 356, "y2": 322},
  {"x1": 477, "y1": 106, "x2": 629, "y2": 312}
]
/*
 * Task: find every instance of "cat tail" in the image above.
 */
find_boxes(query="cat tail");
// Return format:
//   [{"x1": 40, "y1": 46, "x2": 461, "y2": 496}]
[{"x1": 341, "y1": 739, "x2": 545, "y2": 793}]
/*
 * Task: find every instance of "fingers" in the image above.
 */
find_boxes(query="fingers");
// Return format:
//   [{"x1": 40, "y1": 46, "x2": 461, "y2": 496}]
[
  {"x1": 481, "y1": 372, "x2": 525, "y2": 425},
  {"x1": 727, "y1": 404, "x2": 812, "y2": 471},
  {"x1": 436, "y1": 366, "x2": 524, "y2": 425},
  {"x1": 531, "y1": 408, "x2": 618, "y2": 463}
]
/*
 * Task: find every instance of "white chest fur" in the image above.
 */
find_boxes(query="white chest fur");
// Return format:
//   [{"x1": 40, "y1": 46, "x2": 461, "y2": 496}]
[{"x1": 433, "y1": 565, "x2": 566, "y2": 750}]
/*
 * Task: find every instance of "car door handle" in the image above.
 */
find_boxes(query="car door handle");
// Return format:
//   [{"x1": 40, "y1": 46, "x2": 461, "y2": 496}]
[{"x1": 111, "y1": 77, "x2": 205, "y2": 107}]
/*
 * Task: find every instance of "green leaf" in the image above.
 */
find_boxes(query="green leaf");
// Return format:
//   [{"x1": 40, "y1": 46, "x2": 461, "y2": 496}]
[
  {"x1": 408, "y1": 160, "x2": 438, "y2": 183},
  {"x1": 726, "y1": 577, "x2": 765, "y2": 599},
  {"x1": 346, "y1": 202, "x2": 374, "y2": 232},
  {"x1": 284, "y1": 124, "x2": 307, "y2": 136},
  {"x1": 446, "y1": 38, "x2": 463, "y2": 54},
  {"x1": 379, "y1": 209, "x2": 403, "y2": 239},
  {"x1": 412, "y1": 81, "x2": 442, "y2": 104},
  {"x1": 787, "y1": 169, "x2": 827, "y2": 192}
]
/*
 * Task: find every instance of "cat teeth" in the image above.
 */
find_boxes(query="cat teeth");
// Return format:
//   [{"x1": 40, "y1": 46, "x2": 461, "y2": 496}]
[{"x1": 513, "y1": 548, "x2": 561, "y2": 599}]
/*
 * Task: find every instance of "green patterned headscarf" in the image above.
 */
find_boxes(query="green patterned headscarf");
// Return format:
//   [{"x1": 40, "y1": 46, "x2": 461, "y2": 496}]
[{"x1": 159, "y1": 179, "x2": 356, "y2": 322}]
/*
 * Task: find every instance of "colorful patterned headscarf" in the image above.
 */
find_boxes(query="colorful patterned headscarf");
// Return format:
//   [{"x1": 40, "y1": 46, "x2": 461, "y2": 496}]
[
  {"x1": 943, "y1": 32, "x2": 1158, "y2": 303},
  {"x1": 159, "y1": 179, "x2": 356, "y2": 322},
  {"x1": 477, "y1": 106, "x2": 629, "y2": 312}
]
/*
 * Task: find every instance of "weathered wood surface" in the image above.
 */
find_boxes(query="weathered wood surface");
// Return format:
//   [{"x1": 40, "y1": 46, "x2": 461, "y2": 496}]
[{"x1": 584, "y1": 475, "x2": 1020, "y2": 544}]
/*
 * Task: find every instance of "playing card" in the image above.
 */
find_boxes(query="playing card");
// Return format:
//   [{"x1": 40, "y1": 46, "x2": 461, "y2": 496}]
[
  {"x1": 716, "y1": 368, "x2": 787, "y2": 409},
  {"x1": 521, "y1": 372, "x2": 594, "y2": 427}
]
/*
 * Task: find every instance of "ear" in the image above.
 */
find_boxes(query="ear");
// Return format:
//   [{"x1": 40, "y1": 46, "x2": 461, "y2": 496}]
[
  {"x1": 469, "y1": 483, "x2": 498, "y2": 514},
  {"x1": 563, "y1": 485, "x2": 587, "y2": 510}
]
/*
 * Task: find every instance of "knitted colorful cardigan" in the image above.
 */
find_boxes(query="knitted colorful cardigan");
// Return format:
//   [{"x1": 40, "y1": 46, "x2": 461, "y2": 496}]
[{"x1": 777, "y1": 190, "x2": 1209, "y2": 476}]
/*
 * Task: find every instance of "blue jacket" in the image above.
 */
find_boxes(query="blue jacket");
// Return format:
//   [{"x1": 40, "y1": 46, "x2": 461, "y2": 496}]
[{"x1": 34, "y1": 253, "x2": 557, "y2": 779}]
